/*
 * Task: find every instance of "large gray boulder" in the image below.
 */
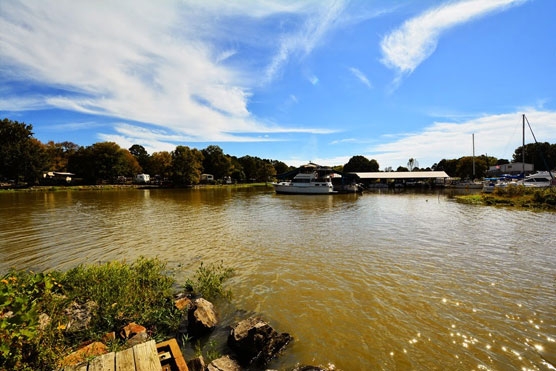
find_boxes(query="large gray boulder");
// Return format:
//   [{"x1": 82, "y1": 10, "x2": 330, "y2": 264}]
[{"x1": 228, "y1": 316, "x2": 291, "y2": 367}]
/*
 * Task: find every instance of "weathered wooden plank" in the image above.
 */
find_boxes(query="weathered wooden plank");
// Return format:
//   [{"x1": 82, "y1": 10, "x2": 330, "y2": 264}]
[
  {"x1": 63, "y1": 363, "x2": 88, "y2": 371},
  {"x1": 115, "y1": 347, "x2": 135, "y2": 371},
  {"x1": 89, "y1": 351, "x2": 115, "y2": 371},
  {"x1": 133, "y1": 340, "x2": 161, "y2": 371}
]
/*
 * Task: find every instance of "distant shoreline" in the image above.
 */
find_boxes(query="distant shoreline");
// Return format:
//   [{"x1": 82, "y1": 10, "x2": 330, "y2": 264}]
[{"x1": 0, "y1": 183, "x2": 273, "y2": 193}]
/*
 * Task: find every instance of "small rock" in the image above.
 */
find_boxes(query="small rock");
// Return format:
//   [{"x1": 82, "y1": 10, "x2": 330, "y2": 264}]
[
  {"x1": 64, "y1": 301, "x2": 97, "y2": 332},
  {"x1": 228, "y1": 316, "x2": 291, "y2": 367},
  {"x1": 60, "y1": 341, "x2": 107, "y2": 366},
  {"x1": 38, "y1": 313, "x2": 51, "y2": 330},
  {"x1": 175, "y1": 297, "x2": 192, "y2": 311},
  {"x1": 187, "y1": 355, "x2": 206, "y2": 371},
  {"x1": 120, "y1": 322, "x2": 146, "y2": 339},
  {"x1": 101, "y1": 331, "x2": 116, "y2": 343},
  {"x1": 207, "y1": 355, "x2": 241, "y2": 371},
  {"x1": 188, "y1": 298, "x2": 217, "y2": 335},
  {"x1": 125, "y1": 331, "x2": 148, "y2": 347}
]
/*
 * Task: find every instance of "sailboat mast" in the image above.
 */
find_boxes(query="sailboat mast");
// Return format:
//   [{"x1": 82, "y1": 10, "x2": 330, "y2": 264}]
[
  {"x1": 522, "y1": 114, "x2": 525, "y2": 175},
  {"x1": 472, "y1": 133, "x2": 475, "y2": 178}
]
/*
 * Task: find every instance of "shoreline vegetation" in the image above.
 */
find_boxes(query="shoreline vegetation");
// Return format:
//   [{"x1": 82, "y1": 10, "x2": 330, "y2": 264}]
[
  {"x1": 0, "y1": 258, "x2": 297, "y2": 371},
  {"x1": 0, "y1": 183, "x2": 273, "y2": 193},
  {"x1": 454, "y1": 185, "x2": 556, "y2": 210}
]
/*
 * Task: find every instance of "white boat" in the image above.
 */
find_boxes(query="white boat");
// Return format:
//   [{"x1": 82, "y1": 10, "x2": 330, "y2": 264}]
[
  {"x1": 274, "y1": 163, "x2": 336, "y2": 194},
  {"x1": 518, "y1": 171, "x2": 554, "y2": 188}
]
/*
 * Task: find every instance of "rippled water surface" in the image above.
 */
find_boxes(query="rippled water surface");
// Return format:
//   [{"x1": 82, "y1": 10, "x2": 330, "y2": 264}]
[{"x1": 1, "y1": 188, "x2": 555, "y2": 370}]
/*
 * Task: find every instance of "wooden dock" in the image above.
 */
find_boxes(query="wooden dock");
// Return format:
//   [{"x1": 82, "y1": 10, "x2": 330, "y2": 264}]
[{"x1": 64, "y1": 340, "x2": 162, "y2": 371}]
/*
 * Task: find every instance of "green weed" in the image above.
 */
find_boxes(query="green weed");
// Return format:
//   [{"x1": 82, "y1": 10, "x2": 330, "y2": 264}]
[{"x1": 184, "y1": 261, "x2": 234, "y2": 301}]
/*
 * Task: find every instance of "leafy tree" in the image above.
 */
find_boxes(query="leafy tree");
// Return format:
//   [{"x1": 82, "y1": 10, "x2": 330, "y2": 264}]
[
  {"x1": 257, "y1": 161, "x2": 277, "y2": 182},
  {"x1": 129, "y1": 144, "x2": 150, "y2": 173},
  {"x1": 477, "y1": 155, "x2": 497, "y2": 169},
  {"x1": 67, "y1": 142, "x2": 140, "y2": 183},
  {"x1": 496, "y1": 158, "x2": 510, "y2": 165},
  {"x1": 45, "y1": 141, "x2": 79, "y2": 171},
  {"x1": 24, "y1": 139, "x2": 49, "y2": 184},
  {"x1": 150, "y1": 151, "x2": 172, "y2": 180},
  {"x1": 343, "y1": 155, "x2": 379, "y2": 172},
  {"x1": 201, "y1": 145, "x2": 231, "y2": 179},
  {"x1": 512, "y1": 142, "x2": 556, "y2": 171},
  {"x1": 120, "y1": 150, "x2": 142, "y2": 177},
  {"x1": 228, "y1": 156, "x2": 245, "y2": 181},
  {"x1": 396, "y1": 166, "x2": 409, "y2": 172},
  {"x1": 238, "y1": 155, "x2": 258, "y2": 181},
  {"x1": 455, "y1": 156, "x2": 486, "y2": 179},
  {"x1": 271, "y1": 160, "x2": 289, "y2": 175},
  {"x1": 172, "y1": 146, "x2": 204, "y2": 185},
  {"x1": 0, "y1": 118, "x2": 48, "y2": 184},
  {"x1": 432, "y1": 159, "x2": 458, "y2": 176},
  {"x1": 90, "y1": 142, "x2": 140, "y2": 181}
]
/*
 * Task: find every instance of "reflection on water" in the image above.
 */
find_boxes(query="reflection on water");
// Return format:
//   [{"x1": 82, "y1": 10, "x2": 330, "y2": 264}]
[{"x1": 1, "y1": 188, "x2": 555, "y2": 370}]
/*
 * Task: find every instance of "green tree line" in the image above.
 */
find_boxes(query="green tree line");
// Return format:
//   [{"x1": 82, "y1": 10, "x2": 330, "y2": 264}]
[{"x1": 0, "y1": 118, "x2": 292, "y2": 185}]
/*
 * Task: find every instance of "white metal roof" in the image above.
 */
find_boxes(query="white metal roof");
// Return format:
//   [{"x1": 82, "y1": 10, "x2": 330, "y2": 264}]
[{"x1": 350, "y1": 171, "x2": 449, "y2": 179}]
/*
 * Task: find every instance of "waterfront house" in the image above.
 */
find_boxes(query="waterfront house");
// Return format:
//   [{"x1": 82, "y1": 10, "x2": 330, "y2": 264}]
[{"x1": 487, "y1": 162, "x2": 533, "y2": 176}]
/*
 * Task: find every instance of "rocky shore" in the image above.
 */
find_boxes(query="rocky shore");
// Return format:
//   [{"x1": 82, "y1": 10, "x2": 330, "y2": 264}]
[
  {"x1": 58, "y1": 294, "x2": 329, "y2": 371},
  {"x1": 0, "y1": 258, "x2": 334, "y2": 370}
]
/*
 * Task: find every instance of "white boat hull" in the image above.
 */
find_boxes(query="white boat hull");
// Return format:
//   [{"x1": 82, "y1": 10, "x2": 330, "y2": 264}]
[{"x1": 274, "y1": 183, "x2": 335, "y2": 194}]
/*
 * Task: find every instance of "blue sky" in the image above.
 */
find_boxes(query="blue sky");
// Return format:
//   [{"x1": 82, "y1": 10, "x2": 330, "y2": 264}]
[{"x1": 1, "y1": 0, "x2": 556, "y2": 168}]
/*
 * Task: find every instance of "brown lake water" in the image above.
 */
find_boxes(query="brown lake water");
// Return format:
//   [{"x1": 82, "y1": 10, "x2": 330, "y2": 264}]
[{"x1": 1, "y1": 188, "x2": 555, "y2": 370}]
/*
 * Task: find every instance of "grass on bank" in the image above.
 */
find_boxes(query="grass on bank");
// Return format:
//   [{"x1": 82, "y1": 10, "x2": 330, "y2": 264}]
[
  {"x1": 0, "y1": 258, "x2": 233, "y2": 370},
  {"x1": 455, "y1": 185, "x2": 556, "y2": 210},
  {"x1": 0, "y1": 183, "x2": 273, "y2": 193}
]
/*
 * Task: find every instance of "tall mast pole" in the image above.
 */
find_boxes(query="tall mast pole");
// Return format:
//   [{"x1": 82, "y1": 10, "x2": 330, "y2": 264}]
[
  {"x1": 472, "y1": 133, "x2": 475, "y2": 178},
  {"x1": 522, "y1": 114, "x2": 525, "y2": 175}
]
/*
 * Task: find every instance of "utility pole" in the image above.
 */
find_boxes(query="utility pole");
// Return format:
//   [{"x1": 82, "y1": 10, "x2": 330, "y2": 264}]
[
  {"x1": 522, "y1": 114, "x2": 525, "y2": 175},
  {"x1": 472, "y1": 133, "x2": 475, "y2": 178}
]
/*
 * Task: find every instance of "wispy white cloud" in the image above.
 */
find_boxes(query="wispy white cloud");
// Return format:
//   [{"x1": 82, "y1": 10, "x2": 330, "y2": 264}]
[
  {"x1": 381, "y1": 0, "x2": 526, "y2": 74},
  {"x1": 330, "y1": 138, "x2": 378, "y2": 145},
  {"x1": 0, "y1": 96, "x2": 49, "y2": 111},
  {"x1": 97, "y1": 123, "x2": 284, "y2": 153},
  {"x1": 47, "y1": 121, "x2": 107, "y2": 131},
  {"x1": 367, "y1": 110, "x2": 556, "y2": 169},
  {"x1": 0, "y1": 0, "x2": 337, "y2": 144},
  {"x1": 348, "y1": 67, "x2": 372, "y2": 88},
  {"x1": 263, "y1": 0, "x2": 347, "y2": 83}
]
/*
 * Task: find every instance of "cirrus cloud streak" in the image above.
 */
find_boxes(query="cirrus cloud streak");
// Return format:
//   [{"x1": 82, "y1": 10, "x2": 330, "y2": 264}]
[{"x1": 380, "y1": 0, "x2": 526, "y2": 74}]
